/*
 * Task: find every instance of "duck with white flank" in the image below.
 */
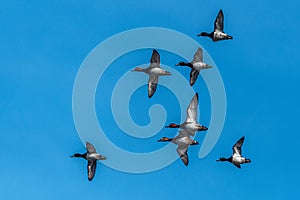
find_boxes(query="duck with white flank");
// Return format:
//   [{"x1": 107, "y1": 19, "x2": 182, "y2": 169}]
[
  {"x1": 158, "y1": 130, "x2": 199, "y2": 166},
  {"x1": 175, "y1": 48, "x2": 212, "y2": 86},
  {"x1": 131, "y1": 49, "x2": 172, "y2": 98},
  {"x1": 197, "y1": 9, "x2": 233, "y2": 42},
  {"x1": 217, "y1": 136, "x2": 251, "y2": 168},
  {"x1": 165, "y1": 93, "x2": 208, "y2": 136},
  {"x1": 70, "y1": 142, "x2": 107, "y2": 181}
]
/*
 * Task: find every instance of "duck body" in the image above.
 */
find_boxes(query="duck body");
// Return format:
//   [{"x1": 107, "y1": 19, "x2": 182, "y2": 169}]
[
  {"x1": 71, "y1": 142, "x2": 107, "y2": 181},
  {"x1": 217, "y1": 136, "x2": 251, "y2": 169},
  {"x1": 197, "y1": 9, "x2": 233, "y2": 42},
  {"x1": 131, "y1": 49, "x2": 171, "y2": 98},
  {"x1": 181, "y1": 122, "x2": 208, "y2": 134},
  {"x1": 176, "y1": 48, "x2": 212, "y2": 86},
  {"x1": 199, "y1": 31, "x2": 232, "y2": 42}
]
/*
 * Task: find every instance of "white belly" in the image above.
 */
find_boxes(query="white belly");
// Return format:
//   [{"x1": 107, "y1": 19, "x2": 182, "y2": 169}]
[
  {"x1": 175, "y1": 137, "x2": 191, "y2": 145},
  {"x1": 232, "y1": 155, "x2": 245, "y2": 164},
  {"x1": 182, "y1": 123, "x2": 198, "y2": 133},
  {"x1": 87, "y1": 153, "x2": 99, "y2": 161},
  {"x1": 149, "y1": 68, "x2": 164, "y2": 75},
  {"x1": 193, "y1": 62, "x2": 206, "y2": 70}
]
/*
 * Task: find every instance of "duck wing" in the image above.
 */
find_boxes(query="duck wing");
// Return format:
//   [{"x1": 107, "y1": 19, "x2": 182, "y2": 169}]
[
  {"x1": 192, "y1": 48, "x2": 203, "y2": 63},
  {"x1": 185, "y1": 93, "x2": 199, "y2": 123},
  {"x1": 148, "y1": 74, "x2": 158, "y2": 98},
  {"x1": 189, "y1": 68, "x2": 200, "y2": 86},
  {"x1": 233, "y1": 162, "x2": 241, "y2": 169},
  {"x1": 87, "y1": 160, "x2": 97, "y2": 181},
  {"x1": 176, "y1": 145, "x2": 189, "y2": 166},
  {"x1": 232, "y1": 136, "x2": 245, "y2": 156},
  {"x1": 214, "y1": 9, "x2": 224, "y2": 32},
  {"x1": 86, "y1": 142, "x2": 96, "y2": 153},
  {"x1": 150, "y1": 49, "x2": 160, "y2": 68}
]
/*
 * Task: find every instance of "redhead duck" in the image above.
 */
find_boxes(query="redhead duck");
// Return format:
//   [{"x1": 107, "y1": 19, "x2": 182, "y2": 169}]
[
  {"x1": 158, "y1": 130, "x2": 199, "y2": 166},
  {"x1": 165, "y1": 93, "x2": 208, "y2": 136},
  {"x1": 132, "y1": 49, "x2": 172, "y2": 98}
]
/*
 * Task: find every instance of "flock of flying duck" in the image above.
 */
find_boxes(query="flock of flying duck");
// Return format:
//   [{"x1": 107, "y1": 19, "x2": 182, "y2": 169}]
[{"x1": 71, "y1": 9, "x2": 251, "y2": 181}]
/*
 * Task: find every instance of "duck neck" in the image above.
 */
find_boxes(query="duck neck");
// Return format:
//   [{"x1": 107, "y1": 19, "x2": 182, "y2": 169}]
[
  {"x1": 218, "y1": 157, "x2": 232, "y2": 162},
  {"x1": 177, "y1": 62, "x2": 193, "y2": 68},
  {"x1": 72, "y1": 153, "x2": 87, "y2": 159},
  {"x1": 200, "y1": 32, "x2": 213, "y2": 38}
]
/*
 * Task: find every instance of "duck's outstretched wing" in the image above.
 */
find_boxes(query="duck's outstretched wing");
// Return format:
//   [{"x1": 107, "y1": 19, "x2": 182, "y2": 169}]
[
  {"x1": 176, "y1": 145, "x2": 189, "y2": 166},
  {"x1": 214, "y1": 9, "x2": 224, "y2": 32},
  {"x1": 232, "y1": 136, "x2": 245, "y2": 156},
  {"x1": 185, "y1": 93, "x2": 199, "y2": 123},
  {"x1": 87, "y1": 160, "x2": 97, "y2": 181},
  {"x1": 189, "y1": 68, "x2": 200, "y2": 86},
  {"x1": 148, "y1": 74, "x2": 158, "y2": 98},
  {"x1": 150, "y1": 49, "x2": 160, "y2": 68},
  {"x1": 192, "y1": 48, "x2": 203, "y2": 63},
  {"x1": 86, "y1": 142, "x2": 96, "y2": 153}
]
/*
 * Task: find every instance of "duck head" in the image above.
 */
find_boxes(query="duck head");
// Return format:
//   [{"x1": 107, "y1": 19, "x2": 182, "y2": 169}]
[
  {"x1": 157, "y1": 137, "x2": 173, "y2": 142},
  {"x1": 165, "y1": 123, "x2": 180, "y2": 128},
  {"x1": 175, "y1": 62, "x2": 193, "y2": 68},
  {"x1": 175, "y1": 61, "x2": 186, "y2": 66},
  {"x1": 191, "y1": 140, "x2": 199, "y2": 145},
  {"x1": 245, "y1": 158, "x2": 251, "y2": 163}
]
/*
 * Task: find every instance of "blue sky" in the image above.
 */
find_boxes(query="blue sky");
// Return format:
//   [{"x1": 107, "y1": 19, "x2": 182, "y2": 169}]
[{"x1": 0, "y1": 0, "x2": 299, "y2": 199}]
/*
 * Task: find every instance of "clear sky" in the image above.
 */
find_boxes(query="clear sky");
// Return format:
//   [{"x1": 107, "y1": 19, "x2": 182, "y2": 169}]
[{"x1": 0, "y1": 0, "x2": 299, "y2": 199}]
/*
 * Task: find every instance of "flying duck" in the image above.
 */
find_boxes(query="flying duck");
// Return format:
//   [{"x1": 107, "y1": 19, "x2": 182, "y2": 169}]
[
  {"x1": 217, "y1": 136, "x2": 251, "y2": 168},
  {"x1": 158, "y1": 130, "x2": 199, "y2": 166},
  {"x1": 131, "y1": 49, "x2": 172, "y2": 98},
  {"x1": 175, "y1": 47, "x2": 212, "y2": 86},
  {"x1": 70, "y1": 142, "x2": 107, "y2": 181},
  {"x1": 197, "y1": 9, "x2": 233, "y2": 42},
  {"x1": 165, "y1": 93, "x2": 208, "y2": 136}
]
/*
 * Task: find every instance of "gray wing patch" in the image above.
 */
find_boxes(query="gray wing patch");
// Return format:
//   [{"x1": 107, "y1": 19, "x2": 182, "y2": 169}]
[
  {"x1": 185, "y1": 93, "x2": 198, "y2": 123},
  {"x1": 86, "y1": 142, "x2": 96, "y2": 153},
  {"x1": 192, "y1": 48, "x2": 203, "y2": 63},
  {"x1": 176, "y1": 145, "x2": 189, "y2": 166},
  {"x1": 148, "y1": 75, "x2": 158, "y2": 98},
  {"x1": 150, "y1": 49, "x2": 160, "y2": 67},
  {"x1": 189, "y1": 68, "x2": 200, "y2": 86},
  {"x1": 87, "y1": 160, "x2": 97, "y2": 181},
  {"x1": 214, "y1": 9, "x2": 224, "y2": 32},
  {"x1": 232, "y1": 136, "x2": 245, "y2": 156}
]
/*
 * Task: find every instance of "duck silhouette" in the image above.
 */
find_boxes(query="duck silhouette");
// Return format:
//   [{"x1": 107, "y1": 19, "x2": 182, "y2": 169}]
[
  {"x1": 197, "y1": 9, "x2": 233, "y2": 42},
  {"x1": 217, "y1": 136, "x2": 251, "y2": 168},
  {"x1": 165, "y1": 93, "x2": 208, "y2": 136},
  {"x1": 70, "y1": 142, "x2": 107, "y2": 181},
  {"x1": 175, "y1": 48, "x2": 212, "y2": 86},
  {"x1": 131, "y1": 49, "x2": 172, "y2": 98},
  {"x1": 158, "y1": 130, "x2": 199, "y2": 166}
]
